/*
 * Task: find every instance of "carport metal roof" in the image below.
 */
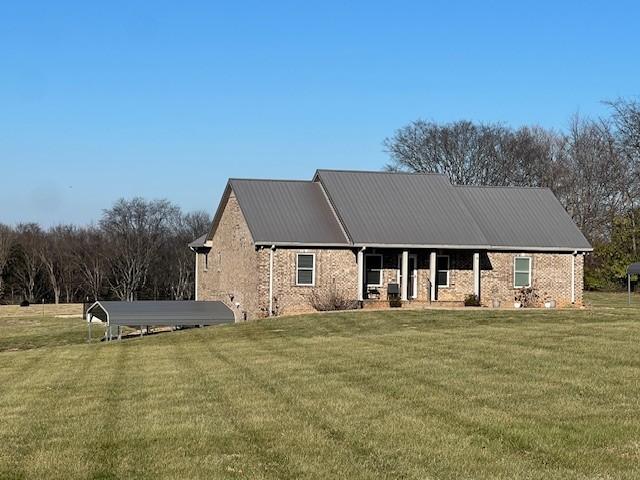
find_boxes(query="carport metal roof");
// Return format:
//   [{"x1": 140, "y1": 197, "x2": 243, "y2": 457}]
[
  {"x1": 627, "y1": 263, "x2": 640, "y2": 275},
  {"x1": 87, "y1": 300, "x2": 235, "y2": 327},
  {"x1": 626, "y1": 263, "x2": 640, "y2": 305}
]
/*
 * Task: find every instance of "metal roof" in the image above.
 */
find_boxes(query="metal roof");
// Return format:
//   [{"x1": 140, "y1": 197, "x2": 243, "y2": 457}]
[
  {"x1": 628, "y1": 263, "x2": 640, "y2": 275},
  {"x1": 314, "y1": 170, "x2": 489, "y2": 247},
  {"x1": 86, "y1": 301, "x2": 235, "y2": 326},
  {"x1": 201, "y1": 169, "x2": 592, "y2": 251},
  {"x1": 188, "y1": 233, "x2": 208, "y2": 249},
  {"x1": 229, "y1": 179, "x2": 350, "y2": 246},
  {"x1": 456, "y1": 186, "x2": 592, "y2": 251}
]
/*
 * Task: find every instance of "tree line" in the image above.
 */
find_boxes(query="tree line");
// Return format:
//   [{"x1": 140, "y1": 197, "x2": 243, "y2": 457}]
[
  {"x1": 384, "y1": 98, "x2": 640, "y2": 290},
  {"x1": 0, "y1": 199, "x2": 210, "y2": 305}
]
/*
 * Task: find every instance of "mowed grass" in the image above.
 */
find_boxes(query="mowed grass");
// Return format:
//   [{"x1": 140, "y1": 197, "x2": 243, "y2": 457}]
[{"x1": 1, "y1": 293, "x2": 640, "y2": 479}]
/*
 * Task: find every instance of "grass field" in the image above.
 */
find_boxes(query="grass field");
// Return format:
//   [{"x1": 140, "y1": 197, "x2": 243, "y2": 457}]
[{"x1": 1, "y1": 292, "x2": 640, "y2": 479}]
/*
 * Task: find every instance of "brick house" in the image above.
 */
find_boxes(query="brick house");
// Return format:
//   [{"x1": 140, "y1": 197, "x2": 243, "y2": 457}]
[{"x1": 190, "y1": 170, "x2": 592, "y2": 320}]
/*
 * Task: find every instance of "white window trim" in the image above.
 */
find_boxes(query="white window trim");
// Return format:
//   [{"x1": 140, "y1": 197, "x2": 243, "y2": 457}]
[
  {"x1": 436, "y1": 254, "x2": 450, "y2": 288},
  {"x1": 365, "y1": 253, "x2": 383, "y2": 288},
  {"x1": 513, "y1": 256, "x2": 532, "y2": 288},
  {"x1": 295, "y1": 253, "x2": 315, "y2": 286},
  {"x1": 396, "y1": 254, "x2": 418, "y2": 299}
]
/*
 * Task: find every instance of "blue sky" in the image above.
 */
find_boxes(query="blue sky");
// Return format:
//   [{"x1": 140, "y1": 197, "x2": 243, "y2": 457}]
[{"x1": 1, "y1": 1, "x2": 638, "y2": 226}]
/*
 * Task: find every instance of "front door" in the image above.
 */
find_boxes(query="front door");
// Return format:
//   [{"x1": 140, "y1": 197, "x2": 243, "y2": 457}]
[{"x1": 397, "y1": 254, "x2": 418, "y2": 299}]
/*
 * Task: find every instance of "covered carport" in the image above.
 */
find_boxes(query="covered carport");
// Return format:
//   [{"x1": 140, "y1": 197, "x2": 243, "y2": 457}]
[
  {"x1": 86, "y1": 301, "x2": 235, "y2": 341},
  {"x1": 627, "y1": 263, "x2": 640, "y2": 305}
]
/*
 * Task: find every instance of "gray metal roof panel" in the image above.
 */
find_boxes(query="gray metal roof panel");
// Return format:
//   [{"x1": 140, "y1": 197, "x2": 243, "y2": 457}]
[
  {"x1": 456, "y1": 186, "x2": 592, "y2": 250},
  {"x1": 188, "y1": 233, "x2": 208, "y2": 248},
  {"x1": 87, "y1": 301, "x2": 235, "y2": 326},
  {"x1": 315, "y1": 170, "x2": 489, "y2": 247},
  {"x1": 229, "y1": 179, "x2": 350, "y2": 245}
]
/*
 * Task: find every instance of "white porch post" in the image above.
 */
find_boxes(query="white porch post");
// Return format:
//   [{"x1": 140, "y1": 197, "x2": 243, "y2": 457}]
[
  {"x1": 430, "y1": 251, "x2": 437, "y2": 301},
  {"x1": 473, "y1": 252, "x2": 480, "y2": 299},
  {"x1": 357, "y1": 248, "x2": 365, "y2": 301},
  {"x1": 401, "y1": 250, "x2": 409, "y2": 301}
]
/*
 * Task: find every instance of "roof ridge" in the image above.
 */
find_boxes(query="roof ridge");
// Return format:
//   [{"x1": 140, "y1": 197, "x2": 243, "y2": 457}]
[
  {"x1": 229, "y1": 178, "x2": 313, "y2": 183},
  {"x1": 315, "y1": 168, "x2": 448, "y2": 177},
  {"x1": 455, "y1": 184, "x2": 551, "y2": 191}
]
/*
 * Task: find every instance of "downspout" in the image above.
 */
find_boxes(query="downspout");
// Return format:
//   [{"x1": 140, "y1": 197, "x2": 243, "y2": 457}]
[
  {"x1": 269, "y1": 245, "x2": 275, "y2": 316},
  {"x1": 571, "y1": 250, "x2": 577, "y2": 304},
  {"x1": 194, "y1": 249, "x2": 199, "y2": 301}
]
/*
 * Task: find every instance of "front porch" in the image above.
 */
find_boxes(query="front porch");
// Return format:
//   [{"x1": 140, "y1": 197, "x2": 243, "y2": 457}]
[{"x1": 355, "y1": 248, "x2": 482, "y2": 307}]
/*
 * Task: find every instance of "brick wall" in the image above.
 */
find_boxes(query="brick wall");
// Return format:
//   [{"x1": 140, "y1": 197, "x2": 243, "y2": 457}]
[
  {"x1": 268, "y1": 248, "x2": 358, "y2": 316},
  {"x1": 197, "y1": 192, "x2": 262, "y2": 321},
  {"x1": 481, "y1": 252, "x2": 584, "y2": 307}
]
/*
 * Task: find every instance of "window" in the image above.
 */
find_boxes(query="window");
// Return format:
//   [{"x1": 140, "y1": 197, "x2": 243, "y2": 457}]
[
  {"x1": 436, "y1": 255, "x2": 449, "y2": 287},
  {"x1": 514, "y1": 256, "x2": 532, "y2": 288},
  {"x1": 203, "y1": 252, "x2": 209, "y2": 271},
  {"x1": 365, "y1": 254, "x2": 383, "y2": 287},
  {"x1": 296, "y1": 253, "x2": 315, "y2": 286}
]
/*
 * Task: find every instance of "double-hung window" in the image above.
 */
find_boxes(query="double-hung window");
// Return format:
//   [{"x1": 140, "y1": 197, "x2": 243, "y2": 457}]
[
  {"x1": 296, "y1": 253, "x2": 315, "y2": 286},
  {"x1": 436, "y1": 255, "x2": 449, "y2": 287},
  {"x1": 365, "y1": 254, "x2": 383, "y2": 287},
  {"x1": 513, "y1": 256, "x2": 532, "y2": 288}
]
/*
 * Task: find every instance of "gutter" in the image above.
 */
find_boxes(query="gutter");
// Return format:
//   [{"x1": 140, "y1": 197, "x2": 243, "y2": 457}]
[{"x1": 255, "y1": 240, "x2": 592, "y2": 253}]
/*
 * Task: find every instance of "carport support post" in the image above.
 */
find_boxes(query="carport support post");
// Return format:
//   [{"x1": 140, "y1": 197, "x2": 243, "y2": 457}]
[{"x1": 629, "y1": 274, "x2": 632, "y2": 305}]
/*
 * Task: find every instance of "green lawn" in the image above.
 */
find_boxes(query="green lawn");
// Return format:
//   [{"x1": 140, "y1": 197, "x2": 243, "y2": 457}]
[{"x1": 1, "y1": 292, "x2": 639, "y2": 479}]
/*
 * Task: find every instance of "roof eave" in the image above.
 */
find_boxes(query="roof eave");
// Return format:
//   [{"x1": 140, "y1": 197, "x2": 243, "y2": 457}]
[{"x1": 353, "y1": 243, "x2": 593, "y2": 252}]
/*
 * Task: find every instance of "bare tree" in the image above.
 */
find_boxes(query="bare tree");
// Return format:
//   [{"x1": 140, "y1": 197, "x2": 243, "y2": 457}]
[
  {"x1": 11, "y1": 224, "x2": 43, "y2": 302},
  {"x1": 73, "y1": 227, "x2": 107, "y2": 302},
  {"x1": 384, "y1": 119, "x2": 538, "y2": 186},
  {"x1": 607, "y1": 98, "x2": 640, "y2": 255},
  {"x1": 0, "y1": 224, "x2": 15, "y2": 301},
  {"x1": 557, "y1": 116, "x2": 625, "y2": 243},
  {"x1": 38, "y1": 225, "x2": 75, "y2": 304},
  {"x1": 168, "y1": 210, "x2": 211, "y2": 300},
  {"x1": 100, "y1": 198, "x2": 179, "y2": 301}
]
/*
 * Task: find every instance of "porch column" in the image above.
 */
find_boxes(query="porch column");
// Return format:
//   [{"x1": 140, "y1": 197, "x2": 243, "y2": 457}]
[
  {"x1": 473, "y1": 252, "x2": 480, "y2": 299},
  {"x1": 357, "y1": 248, "x2": 365, "y2": 301},
  {"x1": 430, "y1": 251, "x2": 437, "y2": 301},
  {"x1": 401, "y1": 250, "x2": 409, "y2": 301}
]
